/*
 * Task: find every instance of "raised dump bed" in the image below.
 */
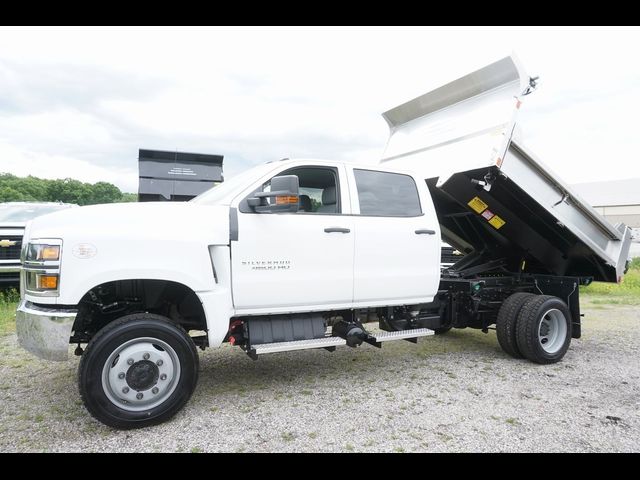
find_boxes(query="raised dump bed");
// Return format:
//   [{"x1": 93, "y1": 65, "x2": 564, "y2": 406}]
[{"x1": 380, "y1": 56, "x2": 631, "y2": 282}]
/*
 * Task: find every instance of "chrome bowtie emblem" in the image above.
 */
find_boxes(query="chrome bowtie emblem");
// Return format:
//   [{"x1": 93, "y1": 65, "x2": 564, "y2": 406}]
[{"x1": 0, "y1": 239, "x2": 17, "y2": 248}]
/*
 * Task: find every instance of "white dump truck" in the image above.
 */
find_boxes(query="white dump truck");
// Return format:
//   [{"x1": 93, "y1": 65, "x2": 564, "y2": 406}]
[{"x1": 16, "y1": 56, "x2": 632, "y2": 428}]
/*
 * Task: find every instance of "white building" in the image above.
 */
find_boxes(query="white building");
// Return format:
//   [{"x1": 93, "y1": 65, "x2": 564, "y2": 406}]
[{"x1": 573, "y1": 178, "x2": 640, "y2": 258}]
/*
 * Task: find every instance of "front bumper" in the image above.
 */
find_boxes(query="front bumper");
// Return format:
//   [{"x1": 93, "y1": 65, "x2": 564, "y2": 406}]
[{"x1": 16, "y1": 300, "x2": 77, "y2": 361}]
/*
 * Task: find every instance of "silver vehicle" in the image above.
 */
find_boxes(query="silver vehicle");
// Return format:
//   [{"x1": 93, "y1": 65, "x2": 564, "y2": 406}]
[{"x1": 0, "y1": 202, "x2": 77, "y2": 285}]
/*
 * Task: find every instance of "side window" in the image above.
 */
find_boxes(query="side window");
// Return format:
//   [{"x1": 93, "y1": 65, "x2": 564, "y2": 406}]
[
  {"x1": 268, "y1": 167, "x2": 340, "y2": 214},
  {"x1": 288, "y1": 167, "x2": 340, "y2": 214},
  {"x1": 241, "y1": 166, "x2": 341, "y2": 214},
  {"x1": 354, "y1": 169, "x2": 422, "y2": 217}
]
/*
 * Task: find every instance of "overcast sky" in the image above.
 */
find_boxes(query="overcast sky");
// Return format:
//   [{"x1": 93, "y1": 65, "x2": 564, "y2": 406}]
[{"x1": 0, "y1": 26, "x2": 638, "y2": 193}]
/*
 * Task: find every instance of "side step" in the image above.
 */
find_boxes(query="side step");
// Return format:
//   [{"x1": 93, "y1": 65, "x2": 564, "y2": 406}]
[
  {"x1": 250, "y1": 337, "x2": 346, "y2": 356},
  {"x1": 245, "y1": 328, "x2": 434, "y2": 358},
  {"x1": 364, "y1": 328, "x2": 434, "y2": 347}
]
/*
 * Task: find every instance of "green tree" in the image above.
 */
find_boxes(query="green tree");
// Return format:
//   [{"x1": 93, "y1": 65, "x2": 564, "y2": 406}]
[
  {"x1": 119, "y1": 192, "x2": 138, "y2": 203},
  {"x1": 46, "y1": 178, "x2": 89, "y2": 204},
  {"x1": 87, "y1": 182, "x2": 124, "y2": 205},
  {"x1": 0, "y1": 186, "x2": 26, "y2": 202},
  {"x1": 19, "y1": 176, "x2": 47, "y2": 201},
  {"x1": 0, "y1": 172, "x2": 136, "y2": 205}
]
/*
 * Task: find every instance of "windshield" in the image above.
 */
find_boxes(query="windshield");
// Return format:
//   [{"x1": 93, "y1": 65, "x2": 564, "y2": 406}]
[
  {"x1": 0, "y1": 204, "x2": 73, "y2": 222},
  {"x1": 191, "y1": 162, "x2": 279, "y2": 205}
]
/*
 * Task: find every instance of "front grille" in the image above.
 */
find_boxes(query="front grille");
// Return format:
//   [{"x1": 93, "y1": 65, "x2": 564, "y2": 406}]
[
  {"x1": 0, "y1": 236, "x2": 22, "y2": 261},
  {"x1": 0, "y1": 271, "x2": 19, "y2": 280}
]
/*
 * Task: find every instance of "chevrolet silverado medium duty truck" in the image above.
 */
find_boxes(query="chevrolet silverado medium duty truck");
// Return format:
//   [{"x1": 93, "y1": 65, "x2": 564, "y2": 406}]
[{"x1": 16, "y1": 56, "x2": 632, "y2": 428}]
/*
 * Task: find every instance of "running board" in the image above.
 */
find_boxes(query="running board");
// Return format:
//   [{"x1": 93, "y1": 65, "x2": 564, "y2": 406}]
[
  {"x1": 364, "y1": 328, "x2": 434, "y2": 348},
  {"x1": 249, "y1": 337, "x2": 346, "y2": 357}
]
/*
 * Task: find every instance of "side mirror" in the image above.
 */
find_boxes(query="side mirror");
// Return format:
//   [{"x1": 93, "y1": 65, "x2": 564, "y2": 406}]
[{"x1": 248, "y1": 175, "x2": 300, "y2": 213}]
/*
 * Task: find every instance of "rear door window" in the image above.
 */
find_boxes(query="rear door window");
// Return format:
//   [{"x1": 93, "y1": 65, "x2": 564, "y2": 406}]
[{"x1": 354, "y1": 169, "x2": 422, "y2": 217}]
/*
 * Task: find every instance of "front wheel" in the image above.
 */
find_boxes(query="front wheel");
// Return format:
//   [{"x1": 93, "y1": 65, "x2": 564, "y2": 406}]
[{"x1": 78, "y1": 313, "x2": 199, "y2": 429}]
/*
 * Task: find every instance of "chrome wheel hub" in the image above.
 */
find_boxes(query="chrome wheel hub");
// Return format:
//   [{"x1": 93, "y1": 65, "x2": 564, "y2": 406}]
[
  {"x1": 102, "y1": 337, "x2": 180, "y2": 412},
  {"x1": 537, "y1": 309, "x2": 567, "y2": 354}
]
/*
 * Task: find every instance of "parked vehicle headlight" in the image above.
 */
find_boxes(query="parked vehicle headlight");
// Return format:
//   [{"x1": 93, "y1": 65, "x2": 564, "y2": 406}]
[{"x1": 26, "y1": 244, "x2": 60, "y2": 262}]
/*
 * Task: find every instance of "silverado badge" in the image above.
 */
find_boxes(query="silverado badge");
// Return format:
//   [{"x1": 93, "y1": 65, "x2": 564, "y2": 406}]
[{"x1": 0, "y1": 239, "x2": 17, "y2": 248}]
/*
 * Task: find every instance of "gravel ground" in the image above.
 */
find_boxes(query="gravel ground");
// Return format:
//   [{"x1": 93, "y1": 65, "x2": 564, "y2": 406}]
[{"x1": 1, "y1": 299, "x2": 638, "y2": 452}]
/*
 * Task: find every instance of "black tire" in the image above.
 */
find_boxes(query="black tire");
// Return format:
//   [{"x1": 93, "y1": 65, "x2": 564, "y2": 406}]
[
  {"x1": 433, "y1": 326, "x2": 452, "y2": 335},
  {"x1": 78, "y1": 313, "x2": 199, "y2": 429},
  {"x1": 516, "y1": 295, "x2": 572, "y2": 364},
  {"x1": 496, "y1": 292, "x2": 535, "y2": 358}
]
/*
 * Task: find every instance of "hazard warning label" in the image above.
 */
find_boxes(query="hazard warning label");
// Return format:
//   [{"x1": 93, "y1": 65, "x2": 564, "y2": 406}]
[
  {"x1": 489, "y1": 215, "x2": 506, "y2": 229},
  {"x1": 467, "y1": 196, "x2": 488, "y2": 214}
]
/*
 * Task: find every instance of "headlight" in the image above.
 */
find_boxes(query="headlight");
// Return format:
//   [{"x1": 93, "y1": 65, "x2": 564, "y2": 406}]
[{"x1": 26, "y1": 244, "x2": 60, "y2": 262}]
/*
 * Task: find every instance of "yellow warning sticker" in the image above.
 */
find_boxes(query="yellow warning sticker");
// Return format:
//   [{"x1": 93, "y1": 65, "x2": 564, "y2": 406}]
[
  {"x1": 467, "y1": 196, "x2": 488, "y2": 214},
  {"x1": 489, "y1": 215, "x2": 506, "y2": 229}
]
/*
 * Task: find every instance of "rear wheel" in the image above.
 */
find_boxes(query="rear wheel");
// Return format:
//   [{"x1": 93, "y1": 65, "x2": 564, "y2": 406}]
[
  {"x1": 79, "y1": 313, "x2": 199, "y2": 429},
  {"x1": 496, "y1": 292, "x2": 535, "y2": 358},
  {"x1": 516, "y1": 295, "x2": 572, "y2": 364}
]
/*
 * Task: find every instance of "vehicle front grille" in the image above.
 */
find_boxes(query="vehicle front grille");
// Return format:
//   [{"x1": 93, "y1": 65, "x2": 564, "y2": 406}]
[
  {"x1": 0, "y1": 236, "x2": 22, "y2": 261},
  {"x1": 0, "y1": 271, "x2": 19, "y2": 280}
]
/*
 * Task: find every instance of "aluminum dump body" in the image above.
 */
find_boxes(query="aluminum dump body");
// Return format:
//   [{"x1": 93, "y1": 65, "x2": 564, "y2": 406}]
[{"x1": 380, "y1": 56, "x2": 631, "y2": 282}]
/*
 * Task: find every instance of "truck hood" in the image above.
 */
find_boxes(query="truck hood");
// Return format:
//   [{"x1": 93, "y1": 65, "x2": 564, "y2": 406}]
[{"x1": 27, "y1": 202, "x2": 230, "y2": 246}]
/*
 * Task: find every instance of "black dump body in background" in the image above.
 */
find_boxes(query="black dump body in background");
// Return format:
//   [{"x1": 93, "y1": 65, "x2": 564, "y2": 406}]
[{"x1": 138, "y1": 149, "x2": 224, "y2": 202}]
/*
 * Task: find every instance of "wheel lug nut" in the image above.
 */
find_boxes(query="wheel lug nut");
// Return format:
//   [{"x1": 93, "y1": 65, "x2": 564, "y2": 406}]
[
  {"x1": 127, "y1": 358, "x2": 134, "y2": 365},
  {"x1": 136, "y1": 393, "x2": 143, "y2": 400},
  {"x1": 152, "y1": 387, "x2": 159, "y2": 394},
  {"x1": 156, "y1": 360, "x2": 163, "y2": 366},
  {"x1": 118, "y1": 372, "x2": 125, "y2": 379},
  {"x1": 122, "y1": 387, "x2": 129, "y2": 394},
  {"x1": 143, "y1": 353, "x2": 150, "y2": 360},
  {"x1": 160, "y1": 374, "x2": 167, "y2": 381}
]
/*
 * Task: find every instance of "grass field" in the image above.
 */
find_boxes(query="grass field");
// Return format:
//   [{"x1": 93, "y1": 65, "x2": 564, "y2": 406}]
[
  {"x1": 581, "y1": 257, "x2": 640, "y2": 305},
  {"x1": 0, "y1": 288, "x2": 19, "y2": 336}
]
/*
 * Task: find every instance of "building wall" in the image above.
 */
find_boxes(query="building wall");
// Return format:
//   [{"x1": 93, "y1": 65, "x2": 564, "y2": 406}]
[{"x1": 593, "y1": 204, "x2": 640, "y2": 228}]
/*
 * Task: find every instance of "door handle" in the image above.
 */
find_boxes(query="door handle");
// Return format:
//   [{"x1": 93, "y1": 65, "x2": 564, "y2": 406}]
[
  {"x1": 415, "y1": 229, "x2": 436, "y2": 235},
  {"x1": 324, "y1": 227, "x2": 351, "y2": 234}
]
